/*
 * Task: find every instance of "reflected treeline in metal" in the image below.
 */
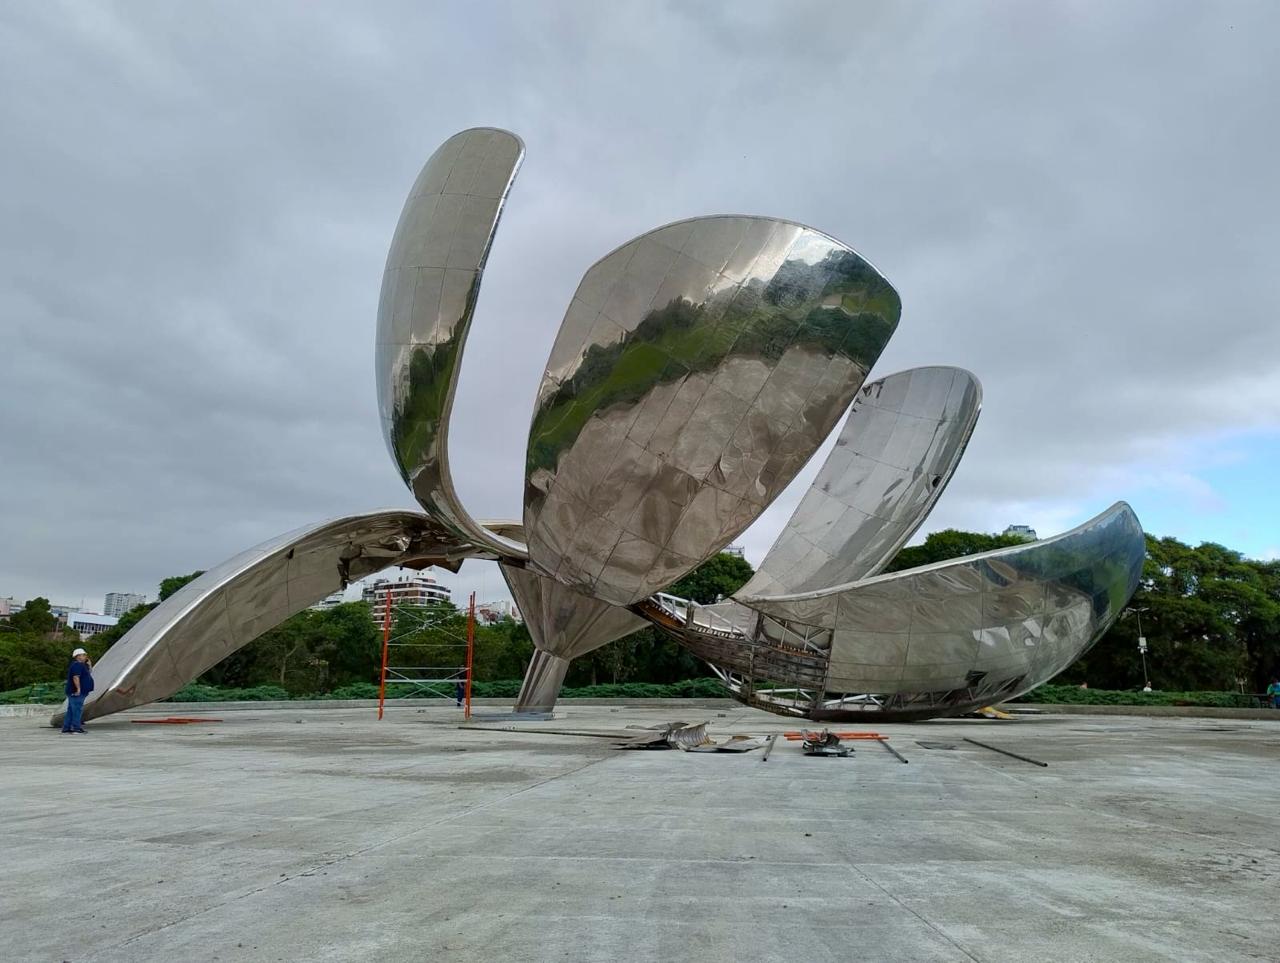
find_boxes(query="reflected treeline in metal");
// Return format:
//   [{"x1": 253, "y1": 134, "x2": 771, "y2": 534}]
[
  {"x1": 524, "y1": 216, "x2": 900, "y2": 608},
  {"x1": 58, "y1": 127, "x2": 1144, "y2": 727},
  {"x1": 377, "y1": 127, "x2": 527, "y2": 559}
]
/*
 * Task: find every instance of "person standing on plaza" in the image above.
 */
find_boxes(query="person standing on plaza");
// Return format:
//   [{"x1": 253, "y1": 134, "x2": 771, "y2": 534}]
[
  {"x1": 61, "y1": 647, "x2": 94, "y2": 733},
  {"x1": 1267, "y1": 678, "x2": 1280, "y2": 709}
]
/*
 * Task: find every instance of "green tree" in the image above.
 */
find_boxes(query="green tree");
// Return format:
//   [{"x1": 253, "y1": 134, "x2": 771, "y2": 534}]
[
  {"x1": 93, "y1": 602, "x2": 156, "y2": 649},
  {"x1": 196, "y1": 602, "x2": 382, "y2": 694},
  {"x1": 312, "y1": 603, "x2": 383, "y2": 686},
  {"x1": 471, "y1": 618, "x2": 535, "y2": 682},
  {"x1": 0, "y1": 598, "x2": 103, "y2": 690},
  {"x1": 1049, "y1": 536, "x2": 1275, "y2": 691},
  {"x1": 8, "y1": 598, "x2": 58, "y2": 636},
  {"x1": 665, "y1": 552, "x2": 754, "y2": 604},
  {"x1": 159, "y1": 571, "x2": 205, "y2": 601},
  {"x1": 884, "y1": 530, "x2": 1028, "y2": 573}
]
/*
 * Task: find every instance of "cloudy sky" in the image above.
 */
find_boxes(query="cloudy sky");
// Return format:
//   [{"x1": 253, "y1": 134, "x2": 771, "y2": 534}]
[{"x1": 2, "y1": 1, "x2": 1277, "y2": 612}]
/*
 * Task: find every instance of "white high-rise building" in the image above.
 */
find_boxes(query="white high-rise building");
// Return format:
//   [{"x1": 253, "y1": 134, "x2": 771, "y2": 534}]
[
  {"x1": 361, "y1": 574, "x2": 452, "y2": 621},
  {"x1": 104, "y1": 592, "x2": 147, "y2": 617}
]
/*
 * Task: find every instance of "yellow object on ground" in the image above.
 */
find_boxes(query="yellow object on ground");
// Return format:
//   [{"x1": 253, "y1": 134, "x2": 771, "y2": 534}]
[{"x1": 974, "y1": 706, "x2": 1013, "y2": 720}]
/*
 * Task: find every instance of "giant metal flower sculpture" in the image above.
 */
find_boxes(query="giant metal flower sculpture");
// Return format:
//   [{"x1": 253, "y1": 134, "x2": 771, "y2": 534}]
[{"x1": 57, "y1": 128, "x2": 1144, "y2": 726}]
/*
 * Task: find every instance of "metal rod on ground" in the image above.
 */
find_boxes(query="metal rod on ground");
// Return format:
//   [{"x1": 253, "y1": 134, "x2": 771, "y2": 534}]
[
  {"x1": 963, "y1": 736, "x2": 1048, "y2": 767},
  {"x1": 761, "y1": 732, "x2": 779, "y2": 762},
  {"x1": 457, "y1": 725, "x2": 629, "y2": 738},
  {"x1": 878, "y1": 737, "x2": 908, "y2": 764},
  {"x1": 465, "y1": 592, "x2": 475, "y2": 721},
  {"x1": 377, "y1": 590, "x2": 392, "y2": 720}
]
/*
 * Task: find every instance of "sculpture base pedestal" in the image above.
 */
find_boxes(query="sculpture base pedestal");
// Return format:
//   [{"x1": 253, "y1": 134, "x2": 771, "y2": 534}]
[{"x1": 515, "y1": 650, "x2": 570, "y2": 713}]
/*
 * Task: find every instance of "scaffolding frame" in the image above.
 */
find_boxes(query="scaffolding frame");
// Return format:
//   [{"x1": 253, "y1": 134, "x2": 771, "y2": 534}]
[{"x1": 377, "y1": 591, "x2": 475, "y2": 720}]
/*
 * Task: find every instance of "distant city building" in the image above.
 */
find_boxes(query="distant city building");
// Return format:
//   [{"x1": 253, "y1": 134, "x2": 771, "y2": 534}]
[
  {"x1": 309, "y1": 591, "x2": 348, "y2": 611},
  {"x1": 475, "y1": 599, "x2": 522, "y2": 624},
  {"x1": 1002, "y1": 524, "x2": 1038, "y2": 542},
  {"x1": 361, "y1": 575, "x2": 452, "y2": 620},
  {"x1": 723, "y1": 545, "x2": 745, "y2": 558},
  {"x1": 67, "y1": 612, "x2": 118, "y2": 638},
  {"x1": 48, "y1": 603, "x2": 78, "y2": 626},
  {"x1": 0, "y1": 597, "x2": 19, "y2": 619},
  {"x1": 104, "y1": 592, "x2": 147, "y2": 617}
]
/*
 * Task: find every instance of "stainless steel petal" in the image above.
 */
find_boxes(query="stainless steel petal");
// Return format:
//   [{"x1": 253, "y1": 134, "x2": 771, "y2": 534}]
[
  {"x1": 51, "y1": 510, "x2": 500, "y2": 726},
  {"x1": 501, "y1": 563, "x2": 646, "y2": 659},
  {"x1": 524, "y1": 215, "x2": 901, "y2": 606},
  {"x1": 738, "y1": 366, "x2": 981, "y2": 598},
  {"x1": 644, "y1": 502, "x2": 1144, "y2": 721},
  {"x1": 377, "y1": 127, "x2": 527, "y2": 559}
]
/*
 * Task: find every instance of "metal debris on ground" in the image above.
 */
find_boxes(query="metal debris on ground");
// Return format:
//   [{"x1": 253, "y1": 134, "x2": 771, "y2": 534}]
[
  {"x1": 682, "y1": 734, "x2": 768, "y2": 753},
  {"x1": 130, "y1": 717, "x2": 223, "y2": 725},
  {"x1": 782, "y1": 731, "x2": 884, "y2": 741},
  {"x1": 962, "y1": 736, "x2": 1049, "y2": 767},
  {"x1": 615, "y1": 722, "x2": 768, "y2": 753},
  {"x1": 916, "y1": 741, "x2": 958, "y2": 750},
  {"x1": 665, "y1": 722, "x2": 712, "y2": 750},
  {"x1": 457, "y1": 725, "x2": 628, "y2": 739},
  {"x1": 615, "y1": 721, "x2": 709, "y2": 750},
  {"x1": 878, "y1": 739, "x2": 909, "y2": 764},
  {"x1": 801, "y1": 729, "x2": 852, "y2": 757},
  {"x1": 761, "y1": 732, "x2": 779, "y2": 762}
]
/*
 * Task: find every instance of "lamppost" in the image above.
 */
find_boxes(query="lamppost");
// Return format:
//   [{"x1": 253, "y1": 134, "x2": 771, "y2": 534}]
[
  {"x1": 1135, "y1": 608, "x2": 1151, "y2": 691},
  {"x1": 1122, "y1": 606, "x2": 1152, "y2": 691}
]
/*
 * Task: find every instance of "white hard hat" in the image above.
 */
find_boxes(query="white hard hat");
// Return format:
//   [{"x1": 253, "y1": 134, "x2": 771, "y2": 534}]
[{"x1": 72, "y1": 648, "x2": 87, "y2": 657}]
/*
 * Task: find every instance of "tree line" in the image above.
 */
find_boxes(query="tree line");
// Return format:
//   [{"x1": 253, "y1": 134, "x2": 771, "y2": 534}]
[{"x1": 2, "y1": 532, "x2": 1276, "y2": 695}]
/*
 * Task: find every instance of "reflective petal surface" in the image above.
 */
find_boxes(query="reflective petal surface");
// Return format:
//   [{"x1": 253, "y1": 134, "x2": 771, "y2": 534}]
[
  {"x1": 377, "y1": 127, "x2": 527, "y2": 558},
  {"x1": 524, "y1": 216, "x2": 901, "y2": 606},
  {"x1": 53, "y1": 511, "x2": 498, "y2": 725},
  {"x1": 647, "y1": 502, "x2": 1145, "y2": 720},
  {"x1": 737, "y1": 366, "x2": 981, "y2": 599}
]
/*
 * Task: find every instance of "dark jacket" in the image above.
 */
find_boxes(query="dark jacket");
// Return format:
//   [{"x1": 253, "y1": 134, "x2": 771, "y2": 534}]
[{"x1": 65, "y1": 661, "x2": 94, "y2": 698}]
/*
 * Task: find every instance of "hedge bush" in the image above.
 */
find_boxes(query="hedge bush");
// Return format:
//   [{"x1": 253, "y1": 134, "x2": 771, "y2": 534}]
[
  {"x1": 165, "y1": 683, "x2": 291, "y2": 702},
  {"x1": 0, "y1": 682, "x2": 63, "y2": 705},
  {"x1": 1017, "y1": 684, "x2": 1259, "y2": 708}
]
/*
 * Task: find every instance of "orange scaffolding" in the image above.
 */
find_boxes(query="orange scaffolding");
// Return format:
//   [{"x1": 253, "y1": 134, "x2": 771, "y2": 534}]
[{"x1": 377, "y1": 591, "x2": 475, "y2": 720}]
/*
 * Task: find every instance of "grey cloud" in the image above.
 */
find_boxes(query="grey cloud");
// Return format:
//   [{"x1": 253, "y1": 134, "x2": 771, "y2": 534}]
[{"x1": 2, "y1": 0, "x2": 1277, "y2": 607}]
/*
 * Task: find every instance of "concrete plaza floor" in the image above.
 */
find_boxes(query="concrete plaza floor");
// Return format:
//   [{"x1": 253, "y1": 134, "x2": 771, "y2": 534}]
[{"x1": 3, "y1": 701, "x2": 1278, "y2": 962}]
